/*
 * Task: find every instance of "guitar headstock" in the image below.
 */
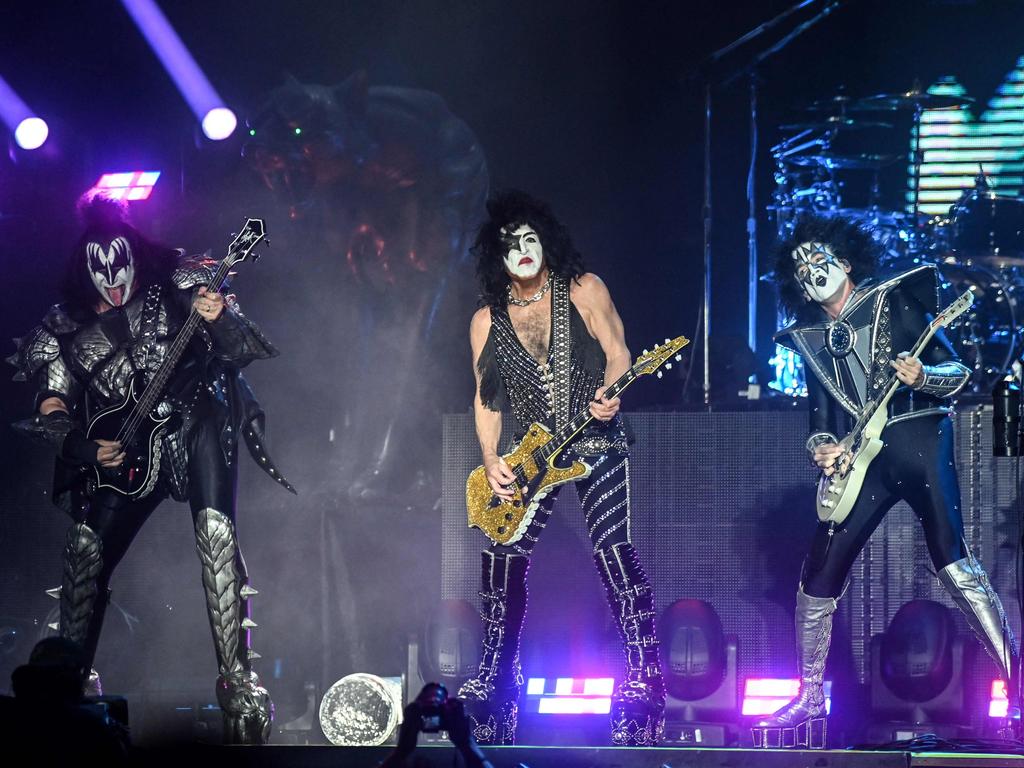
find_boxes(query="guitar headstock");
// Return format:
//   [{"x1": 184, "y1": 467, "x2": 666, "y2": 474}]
[
  {"x1": 635, "y1": 335, "x2": 691, "y2": 378},
  {"x1": 224, "y1": 218, "x2": 268, "y2": 266},
  {"x1": 932, "y1": 289, "x2": 974, "y2": 330}
]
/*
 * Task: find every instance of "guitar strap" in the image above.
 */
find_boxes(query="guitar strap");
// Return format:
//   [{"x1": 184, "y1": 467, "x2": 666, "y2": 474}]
[
  {"x1": 549, "y1": 276, "x2": 572, "y2": 431},
  {"x1": 136, "y1": 284, "x2": 165, "y2": 374}
]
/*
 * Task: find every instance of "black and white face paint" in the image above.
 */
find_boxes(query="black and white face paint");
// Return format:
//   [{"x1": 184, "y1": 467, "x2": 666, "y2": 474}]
[
  {"x1": 791, "y1": 241, "x2": 848, "y2": 304},
  {"x1": 87, "y1": 237, "x2": 135, "y2": 307},
  {"x1": 501, "y1": 224, "x2": 544, "y2": 280}
]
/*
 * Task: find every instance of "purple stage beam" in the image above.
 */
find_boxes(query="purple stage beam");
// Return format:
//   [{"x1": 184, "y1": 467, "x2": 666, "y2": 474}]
[
  {"x1": 0, "y1": 75, "x2": 48, "y2": 150},
  {"x1": 119, "y1": 0, "x2": 236, "y2": 140}
]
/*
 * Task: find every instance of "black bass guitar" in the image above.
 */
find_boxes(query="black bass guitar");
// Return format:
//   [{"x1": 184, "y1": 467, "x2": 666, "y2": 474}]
[{"x1": 85, "y1": 218, "x2": 267, "y2": 499}]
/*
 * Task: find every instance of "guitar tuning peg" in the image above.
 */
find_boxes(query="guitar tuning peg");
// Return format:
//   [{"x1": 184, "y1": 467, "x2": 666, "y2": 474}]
[
  {"x1": 674, "y1": 354, "x2": 682, "y2": 361},
  {"x1": 643, "y1": 349, "x2": 649, "y2": 355},
  {"x1": 656, "y1": 371, "x2": 663, "y2": 378},
  {"x1": 665, "y1": 338, "x2": 670, "y2": 343},
  {"x1": 252, "y1": 253, "x2": 261, "y2": 262},
  {"x1": 665, "y1": 363, "x2": 672, "y2": 370}
]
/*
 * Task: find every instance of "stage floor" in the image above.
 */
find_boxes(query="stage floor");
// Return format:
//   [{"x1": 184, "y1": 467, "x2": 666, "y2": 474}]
[{"x1": 130, "y1": 744, "x2": 1024, "y2": 768}]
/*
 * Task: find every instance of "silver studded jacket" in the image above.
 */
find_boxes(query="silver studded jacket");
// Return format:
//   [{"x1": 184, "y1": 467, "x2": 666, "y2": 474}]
[
  {"x1": 775, "y1": 265, "x2": 970, "y2": 449},
  {"x1": 9, "y1": 261, "x2": 294, "y2": 506}
]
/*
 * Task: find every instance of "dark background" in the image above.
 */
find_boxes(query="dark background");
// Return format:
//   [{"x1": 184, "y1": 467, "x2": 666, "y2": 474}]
[{"x1": 1, "y1": 0, "x2": 1022, "y2": 741}]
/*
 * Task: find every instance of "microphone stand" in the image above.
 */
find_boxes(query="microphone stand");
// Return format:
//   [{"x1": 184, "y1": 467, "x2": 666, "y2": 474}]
[{"x1": 691, "y1": 0, "x2": 843, "y2": 407}]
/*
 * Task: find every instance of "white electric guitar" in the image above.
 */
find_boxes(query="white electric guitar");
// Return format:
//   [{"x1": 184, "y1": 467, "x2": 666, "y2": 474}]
[{"x1": 815, "y1": 290, "x2": 974, "y2": 524}]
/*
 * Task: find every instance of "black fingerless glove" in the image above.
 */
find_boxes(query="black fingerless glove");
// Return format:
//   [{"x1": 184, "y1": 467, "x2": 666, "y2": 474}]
[{"x1": 61, "y1": 429, "x2": 100, "y2": 466}]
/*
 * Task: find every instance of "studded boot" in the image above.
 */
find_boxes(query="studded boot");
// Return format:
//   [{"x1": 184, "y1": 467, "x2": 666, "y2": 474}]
[
  {"x1": 752, "y1": 585, "x2": 837, "y2": 749},
  {"x1": 595, "y1": 543, "x2": 665, "y2": 746},
  {"x1": 194, "y1": 508, "x2": 273, "y2": 744},
  {"x1": 458, "y1": 551, "x2": 529, "y2": 745}
]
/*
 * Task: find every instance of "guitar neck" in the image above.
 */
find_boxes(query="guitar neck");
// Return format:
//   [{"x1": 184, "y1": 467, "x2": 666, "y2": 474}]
[
  {"x1": 850, "y1": 320, "x2": 940, "y2": 439},
  {"x1": 539, "y1": 364, "x2": 641, "y2": 462}
]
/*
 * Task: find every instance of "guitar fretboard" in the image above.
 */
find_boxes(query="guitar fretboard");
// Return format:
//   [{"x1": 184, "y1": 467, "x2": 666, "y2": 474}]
[{"x1": 536, "y1": 365, "x2": 640, "y2": 463}]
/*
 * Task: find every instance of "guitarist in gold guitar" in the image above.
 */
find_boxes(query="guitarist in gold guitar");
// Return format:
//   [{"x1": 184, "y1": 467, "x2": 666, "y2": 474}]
[
  {"x1": 752, "y1": 215, "x2": 1018, "y2": 749},
  {"x1": 7, "y1": 195, "x2": 292, "y2": 744},
  {"x1": 457, "y1": 190, "x2": 664, "y2": 747}
]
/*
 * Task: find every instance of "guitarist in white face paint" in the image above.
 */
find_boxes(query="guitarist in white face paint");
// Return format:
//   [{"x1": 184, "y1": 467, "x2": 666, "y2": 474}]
[
  {"x1": 7, "y1": 194, "x2": 292, "y2": 744},
  {"x1": 752, "y1": 215, "x2": 1019, "y2": 750},
  {"x1": 459, "y1": 190, "x2": 665, "y2": 747}
]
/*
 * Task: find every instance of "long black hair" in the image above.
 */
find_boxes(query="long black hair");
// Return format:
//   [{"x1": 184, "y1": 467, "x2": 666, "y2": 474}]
[
  {"x1": 774, "y1": 214, "x2": 881, "y2": 321},
  {"x1": 473, "y1": 189, "x2": 586, "y2": 308},
  {"x1": 60, "y1": 194, "x2": 182, "y2": 310}
]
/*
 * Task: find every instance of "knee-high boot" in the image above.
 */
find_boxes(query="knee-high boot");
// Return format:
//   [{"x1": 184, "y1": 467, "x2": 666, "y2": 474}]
[
  {"x1": 57, "y1": 522, "x2": 106, "y2": 696},
  {"x1": 595, "y1": 542, "x2": 666, "y2": 746},
  {"x1": 194, "y1": 508, "x2": 273, "y2": 744},
  {"x1": 457, "y1": 551, "x2": 529, "y2": 745},
  {"x1": 938, "y1": 556, "x2": 1020, "y2": 732},
  {"x1": 752, "y1": 585, "x2": 837, "y2": 750}
]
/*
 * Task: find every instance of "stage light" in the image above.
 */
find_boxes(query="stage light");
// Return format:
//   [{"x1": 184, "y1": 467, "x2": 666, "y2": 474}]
[
  {"x1": 202, "y1": 107, "x2": 237, "y2": 141},
  {"x1": 523, "y1": 677, "x2": 616, "y2": 715},
  {"x1": 91, "y1": 171, "x2": 161, "y2": 201},
  {"x1": 742, "y1": 678, "x2": 833, "y2": 717},
  {"x1": 119, "y1": 0, "x2": 236, "y2": 140},
  {"x1": 990, "y1": 679, "x2": 1009, "y2": 718},
  {"x1": 0, "y1": 76, "x2": 47, "y2": 150},
  {"x1": 419, "y1": 599, "x2": 480, "y2": 687},
  {"x1": 14, "y1": 117, "x2": 48, "y2": 150}
]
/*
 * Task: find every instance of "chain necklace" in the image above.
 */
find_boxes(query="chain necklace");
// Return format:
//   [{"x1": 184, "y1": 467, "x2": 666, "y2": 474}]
[{"x1": 507, "y1": 276, "x2": 552, "y2": 307}]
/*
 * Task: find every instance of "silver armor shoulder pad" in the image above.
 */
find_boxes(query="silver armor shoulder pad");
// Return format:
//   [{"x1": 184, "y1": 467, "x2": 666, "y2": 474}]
[
  {"x1": 7, "y1": 324, "x2": 61, "y2": 381},
  {"x1": 172, "y1": 254, "x2": 217, "y2": 289}
]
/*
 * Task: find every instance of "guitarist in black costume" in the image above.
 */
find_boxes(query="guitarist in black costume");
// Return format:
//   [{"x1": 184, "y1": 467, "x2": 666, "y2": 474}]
[
  {"x1": 752, "y1": 214, "x2": 1018, "y2": 749},
  {"x1": 459, "y1": 190, "x2": 664, "y2": 746},
  {"x1": 7, "y1": 195, "x2": 292, "y2": 744}
]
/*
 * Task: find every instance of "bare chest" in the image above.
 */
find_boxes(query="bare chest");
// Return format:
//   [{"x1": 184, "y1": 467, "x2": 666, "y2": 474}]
[{"x1": 508, "y1": 301, "x2": 551, "y2": 363}]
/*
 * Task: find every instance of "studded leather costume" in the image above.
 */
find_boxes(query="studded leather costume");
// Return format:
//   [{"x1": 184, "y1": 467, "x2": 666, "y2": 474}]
[
  {"x1": 8, "y1": 258, "x2": 292, "y2": 744},
  {"x1": 752, "y1": 265, "x2": 1017, "y2": 749},
  {"x1": 462, "y1": 276, "x2": 665, "y2": 746}
]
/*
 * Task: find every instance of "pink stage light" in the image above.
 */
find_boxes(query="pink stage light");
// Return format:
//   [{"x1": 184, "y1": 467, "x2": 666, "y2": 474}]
[
  {"x1": 538, "y1": 697, "x2": 612, "y2": 715},
  {"x1": 91, "y1": 171, "x2": 161, "y2": 201},
  {"x1": 990, "y1": 679, "x2": 1008, "y2": 718},
  {"x1": 525, "y1": 677, "x2": 617, "y2": 715},
  {"x1": 742, "y1": 678, "x2": 832, "y2": 716}
]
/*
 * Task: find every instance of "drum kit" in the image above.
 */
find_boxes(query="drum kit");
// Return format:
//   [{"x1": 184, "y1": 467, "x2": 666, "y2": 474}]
[{"x1": 771, "y1": 86, "x2": 1024, "y2": 394}]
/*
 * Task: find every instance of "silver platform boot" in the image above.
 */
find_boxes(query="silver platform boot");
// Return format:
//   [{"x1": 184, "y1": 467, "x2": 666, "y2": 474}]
[
  {"x1": 458, "y1": 551, "x2": 529, "y2": 745},
  {"x1": 595, "y1": 542, "x2": 665, "y2": 746},
  {"x1": 751, "y1": 585, "x2": 837, "y2": 749},
  {"x1": 55, "y1": 522, "x2": 107, "y2": 696},
  {"x1": 195, "y1": 508, "x2": 273, "y2": 744},
  {"x1": 938, "y1": 556, "x2": 1020, "y2": 737}
]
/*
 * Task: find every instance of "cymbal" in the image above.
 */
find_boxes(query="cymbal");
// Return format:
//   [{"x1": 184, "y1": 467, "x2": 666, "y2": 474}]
[
  {"x1": 785, "y1": 153, "x2": 901, "y2": 170},
  {"x1": 851, "y1": 89, "x2": 975, "y2": 111},
  {"x1": 804, "y1": 94, "x2": 858, "y2": 112},
  {"x1": 779, "y1": 116, "x2": 893, "y2": 132}
]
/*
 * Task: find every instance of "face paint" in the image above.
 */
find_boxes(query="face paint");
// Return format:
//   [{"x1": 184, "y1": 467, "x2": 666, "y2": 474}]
[
  {"x1": 86, "y1": 236, "x2": 135, "y2": 307},
  {"x1": 501, "y1": 224, "x2": 544, "y2": 279},
  {"x1": 791, "y1": 241, "x2": 849, "y2": 304}
]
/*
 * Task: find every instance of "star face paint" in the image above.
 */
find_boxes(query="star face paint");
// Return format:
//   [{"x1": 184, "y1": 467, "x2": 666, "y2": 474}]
[
  {"x1": 501, "y1": 224, "x2": 544, "y2": 280},
  {"x1": 87, "y1": 236, "x2": 136, "y2": 307},
  {"x1": 791, "y1": 241, "x2": 849, "y2": 304}
]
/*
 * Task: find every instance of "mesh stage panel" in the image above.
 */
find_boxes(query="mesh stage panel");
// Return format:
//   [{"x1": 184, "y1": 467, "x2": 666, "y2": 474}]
[{"x1": 442, "y1": 408, "x2": 1023, "y2": 705}]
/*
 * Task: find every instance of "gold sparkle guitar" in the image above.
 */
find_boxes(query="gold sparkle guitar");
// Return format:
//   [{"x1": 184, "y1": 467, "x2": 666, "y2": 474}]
[
  {"x1": 467, "y1": 336, "x2": 689, "y2": 545},
  {"x1": 816, "y1": 290, "x2": 973, "y2": 524}
]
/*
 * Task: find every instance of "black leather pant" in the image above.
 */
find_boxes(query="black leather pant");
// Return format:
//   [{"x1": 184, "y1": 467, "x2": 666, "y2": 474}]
[
  {"x1": 72, "y1": 418, "x2": 240, "y2": 666},
  {"x1": 802, "y1": 415, "x2": 965, "y2": 599}
]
